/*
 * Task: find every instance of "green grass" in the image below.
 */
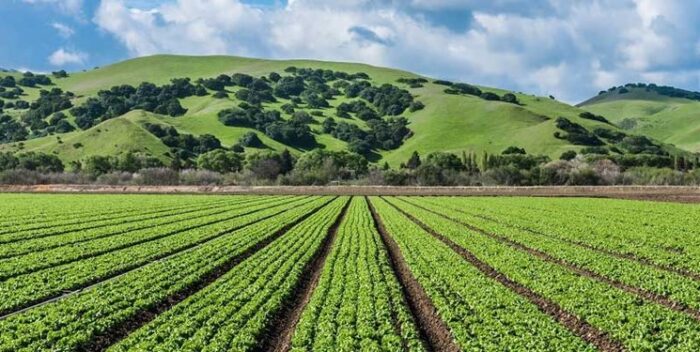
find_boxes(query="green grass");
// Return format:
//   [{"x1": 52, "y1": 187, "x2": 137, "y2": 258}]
[
  {"x1": 0, "y1": 111, "x2": 171, "y2": 163},
  {"x1": 580, "y1": 88, "x2": 700, "y2": 152},
  {"x1": 2, "y1": 55, "x2": 679, "y2": 165}
]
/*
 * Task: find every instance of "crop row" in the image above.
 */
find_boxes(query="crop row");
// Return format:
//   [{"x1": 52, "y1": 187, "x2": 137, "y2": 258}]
[
  {"x1": 0, "y1": 196, "x2": 333, "y2": 352},
  {"x1": 107, "y1": 197, "x2": 349, "y2": 352},
  {"x1": 369, "y1": 197, "x2": 594, "y2": 351},
  {"x1": 405, "y1": 197, "x2": 700, "y2": 313},
  {"x1": 290, "y1": 197, "x2": 424, "y2": 352},
  {"x1": 422, "y1": 196, "x2": 700, "y2": 276},
  {"x1": 388, "y1": 197, "x2": 700, "y2": 350},
  {"x1": 0, "y1": 196, "x2": 316, "y2": 315},
  {"x1": 0, "y1": 196, "x2": 278, "y2": 259},
  {"x1": 0, "y1": 194, "x2": 228, "y2": 236},
  {"x1": 0, "y1": 194, "x2": 201, "y2": 229},
  {"x1": 0, "y1": 195, "x2": 290, "y2": 278},
  {"x1": 0, "y1": 196, "x2": 237, "y2": 244}
]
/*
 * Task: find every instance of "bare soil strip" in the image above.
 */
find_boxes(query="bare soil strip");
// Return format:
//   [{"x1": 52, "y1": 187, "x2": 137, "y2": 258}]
[
  {"x1": 400, "y1": 199, "x2": 700, "y2": 323},
  {"x1": 82, "y1": 197, "x2": 338, "y2": 352},
  {"x1": 0, "y1": 196, "x2": 321, "y2": 320},
  {"x1": 3, "y1": 185, "x2": 700, "y2": 203},
  {"x1": 382, "y1": 198, "x2": 625, "y2": 352},
  {"x1": 409, "y1": 198, "x2": 700, "y2": 282},
  {"x1": 260, "y1": 197, "x2": 352, "y2": 352},
  {"x1": 0, "y1": 197, "x2": 309, "y2": 282},
  {"x1": 368, "y1": 197, "x2": 460, "y2": 352}
]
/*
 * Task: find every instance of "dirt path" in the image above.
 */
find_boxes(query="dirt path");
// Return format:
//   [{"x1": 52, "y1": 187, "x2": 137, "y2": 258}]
[
  {"x1": 367, "y1": 197, "x2": 461, "y2": 352},
  {"x1": 2, "y1": 184, "x2": 700, "y2": 202},
  {"x1": 261, "y1": 197, "x2": 351, "y2": 352}
]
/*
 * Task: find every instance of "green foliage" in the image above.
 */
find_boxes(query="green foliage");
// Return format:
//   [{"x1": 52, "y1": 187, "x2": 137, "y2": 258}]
[
  {"x1": 579, "y1": 111, "x2": 610, "y2": 124},
  {"x1": 554, "y1": 117, "x2": 603, "y2": 146},
  {"x1": 238, "y1": 131, "x2": 263, "y2": 148},
  {"x1": 71, "y1": 79, "x2": 196, "y2": 129},
  {"x1": 502, "y1": 146, "x2": 526, "y2": 155},
  {"x1": 15, "y1": 151, "x2": 63, "y2": 172},
  {"x1": 560, "y1": 150, "x2": 577, "y2": 161},
  {"x1": 197, "y1": 149, "x2": 243, "y2": 173}
]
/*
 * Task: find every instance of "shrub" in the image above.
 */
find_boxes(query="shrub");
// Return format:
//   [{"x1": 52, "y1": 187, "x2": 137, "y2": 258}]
[{"x1": 134, "y1": 168, "x2": 179, "y2": 185}]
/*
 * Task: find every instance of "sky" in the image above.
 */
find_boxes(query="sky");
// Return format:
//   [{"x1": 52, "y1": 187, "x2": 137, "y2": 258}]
[{"x1": 1, "y1": 0, "x2": 700, "y2": 103}]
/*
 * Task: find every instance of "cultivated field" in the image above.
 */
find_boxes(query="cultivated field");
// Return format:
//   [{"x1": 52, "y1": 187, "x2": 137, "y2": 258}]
[{"x1": 1, "y1": 194, "x2": 699, "y2": 351}]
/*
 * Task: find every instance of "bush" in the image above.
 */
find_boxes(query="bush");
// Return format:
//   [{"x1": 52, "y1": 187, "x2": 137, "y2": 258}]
[
  {"x1": 502, "y1": 146, "x2": 526, "y2": 155},
  {"x1": 179, "y1": 169, "x2": 223, "y2": 185},
  {"x1": 560, "y1": 150, "x2": 577, "y2": 161},
  {"x1": 134, "y1": 168, "x2": 179, "y2": 185},
  {"x1": 238, "y1": 131, "x2": 264, "y2": 148},
  {"x1": 197, "y1": 150, "x2": 243, "y2": 173},
  {"x1": 502, "y1": 93, "x2": 519, "y2": 104}
]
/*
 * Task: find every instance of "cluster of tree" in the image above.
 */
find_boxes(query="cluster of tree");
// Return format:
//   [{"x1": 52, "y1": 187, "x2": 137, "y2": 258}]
[
  {"x1": 0, "y1": 151, "x2": 63, "y2": 173},
  {"x1": 70, "y1": 78, "x2": 202, "y2": 129},
  {"x1": 601, "y1": 83, "x2": 700, "y2": 101},
  {"x1": 0, "y1": 76, "x2": 17, "y2": 88},
  {"x1": 15, "y1": 72, "x2": 53, "y2": 88},
  {"x1": 286, "y1": 67, "x2": 369, "y2": 82},
  {"x1": 218, "y1": 103, "x2": 315, "y2": 147},
  {"x1": 437, "y1": 80, "x2": 519, "y2": 105},
  {"x1": 0, "y1": 86, "x2": 24, "y2": 99},
  {"x1": 199, "y1": 73, "x2": 277, "y2": 105},
  {"x1": 579, "y1": 111, "x2": 610, "y2": 124},
  {"x1": 396, "y1": 77, "x2": 428, "y2": 88},
  {"x1": 554, "y1": 117, "x2": 603, "y2": 146},
  {"x1": 75, "y1": 152, "x2": 164, "y2": 177},
  {"x1": 237, "y1": 131, "x2": 264, "y2": 148},
  {"x1": 21, "y1": 88, "x2": 75, "y2": 137},
  {"x1": 52, "y1": 70, "x2": 68, "y2": 78},
  {"x1": 0, "y1": 115, "x2": 28, "y2": 143},
  {"x1": 336, "y1": 100, "x2": 379, "y2": 120},
  {"x1": 382, "y1": 146, "x2": 700, "y2": 186},
  {"x1": 355, "y1": 84, "x2": 414, "y2": 116},
  {"x1": 144, "y1": 123, "x2": 222, "y2": 165},
  {"x1": 322, "y1": 116, "x2": 411, "y2": 154}
]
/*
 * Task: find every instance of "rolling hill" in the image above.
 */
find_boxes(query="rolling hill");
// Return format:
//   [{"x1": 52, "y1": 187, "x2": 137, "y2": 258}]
[
  {"x1": 0, "y1": 55, "x2": 690, "y2": 167},
  {"x1": 579, "y1": 85, "x2": 700, "y2": 153}
]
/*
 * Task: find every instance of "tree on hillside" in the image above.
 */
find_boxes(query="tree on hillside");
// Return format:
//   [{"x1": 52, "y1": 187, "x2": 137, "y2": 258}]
[
  {"x1": 406, "y1": 151, "x2": 421, "y2": 169},
  {"x1": 197, "y1": 150, "x2": 243, "y2": 173}
]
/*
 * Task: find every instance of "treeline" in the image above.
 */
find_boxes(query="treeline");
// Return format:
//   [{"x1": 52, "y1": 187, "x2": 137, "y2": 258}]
[
  {"x1": 71, "y1": 79, "x2": 199, "y2": 129},
  {"x1": 554, "y1": 116, "x2": 667, "y2": 156},
  {"x1": 435, "y1": 80, "x2": 520, "y2": 104},
  {"x1": 600, "y1": 83, "x2": 700, "y2": 101},
  {"x1": 2, "y1": 144, "x2": 699, "y2": 186}
]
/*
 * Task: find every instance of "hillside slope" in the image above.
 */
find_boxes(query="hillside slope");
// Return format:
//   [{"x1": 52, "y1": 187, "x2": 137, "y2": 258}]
[
  {"x1": 0, "y1": 55, "x2": 683, "y2": 166},
  {"x1": 580, "y1": 85, "x2": 700, "y2": 152}
]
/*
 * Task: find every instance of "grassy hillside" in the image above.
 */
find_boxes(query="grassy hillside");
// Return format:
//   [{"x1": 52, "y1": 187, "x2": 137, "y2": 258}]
[
  {"x1": 580, "y1": 86, "x2": 700, "y2": 152},
  {"x1": 0, "y1": 55, "x2": 680, "y2": 166}
]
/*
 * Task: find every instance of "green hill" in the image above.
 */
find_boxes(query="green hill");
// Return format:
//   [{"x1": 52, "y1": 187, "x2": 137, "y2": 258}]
[
  {"x1": 579, "y1": 85, "x2": 700, "y2": 153},
  {"x1": 0, "y1": 55, "x2": 688, "y2": 167}
]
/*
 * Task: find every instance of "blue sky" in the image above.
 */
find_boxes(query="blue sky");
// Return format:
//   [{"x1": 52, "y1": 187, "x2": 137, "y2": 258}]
[{"x1": 2, "y1": 0, "x2": 700, "y2": 103}]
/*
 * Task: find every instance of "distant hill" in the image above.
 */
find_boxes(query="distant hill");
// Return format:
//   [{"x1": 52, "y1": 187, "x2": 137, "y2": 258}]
[
  {"x1": 579, "y1": 84, "x2": 700, "y2": 153},
  {"x1": 0, "y1": 55, "x2": 690, "y2": 167}
]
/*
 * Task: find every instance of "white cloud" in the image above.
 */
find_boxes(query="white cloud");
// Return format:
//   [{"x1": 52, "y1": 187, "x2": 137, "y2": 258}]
[
  {"x1": 23, "y1": 0, "x2": 84, "y2": 16},
  {"x1": 48, "y1": 48, "x2": 88, "y2": 66},
  {"x1": 52, "y1": 22, "x2": 75, "y2": 38},
  {"x1": 93, "y1": 0, "x2": 700, "y2": 103}
]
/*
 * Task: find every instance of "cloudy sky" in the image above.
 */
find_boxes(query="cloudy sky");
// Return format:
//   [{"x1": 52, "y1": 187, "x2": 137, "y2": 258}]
[{"x1": 2, "y1": 0, "x2": 699, "y2": 103}]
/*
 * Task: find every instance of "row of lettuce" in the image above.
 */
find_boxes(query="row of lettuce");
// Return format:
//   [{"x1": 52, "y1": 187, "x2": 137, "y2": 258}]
[{"x1": 2, "y1": 195, "x2": 700, "y2": 350}]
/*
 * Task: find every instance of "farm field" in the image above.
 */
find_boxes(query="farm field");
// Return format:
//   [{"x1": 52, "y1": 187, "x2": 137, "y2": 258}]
[{"x1": 0, "y1": 194, "x2": 699, "y2": 351}]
